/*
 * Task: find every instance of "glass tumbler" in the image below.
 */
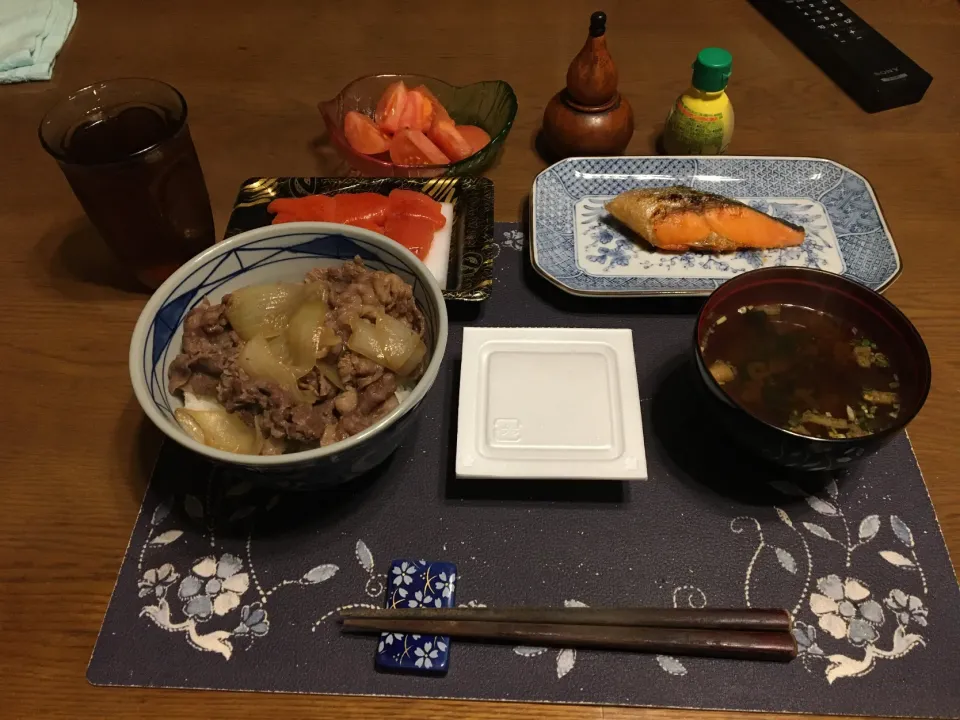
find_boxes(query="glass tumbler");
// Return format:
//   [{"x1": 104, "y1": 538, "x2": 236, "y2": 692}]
[{"x1": 39, "y1": 78, "x2": 215, "y2": 289}]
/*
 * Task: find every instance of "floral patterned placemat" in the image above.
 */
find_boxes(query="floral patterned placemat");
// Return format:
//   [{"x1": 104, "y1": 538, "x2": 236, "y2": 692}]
[{"x1": 88, "y1": 224, "x2": 960, "y2": 718}]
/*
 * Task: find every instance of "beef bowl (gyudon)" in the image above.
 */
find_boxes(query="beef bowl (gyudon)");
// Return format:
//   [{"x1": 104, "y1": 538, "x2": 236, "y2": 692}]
[{"x1": 129, "y1": 222, "x2": 448, "y2": 485}]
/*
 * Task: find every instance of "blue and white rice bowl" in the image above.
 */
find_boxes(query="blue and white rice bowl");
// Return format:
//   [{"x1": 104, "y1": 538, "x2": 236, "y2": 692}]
[{"x1": 129, "y1": 222, "x2": 448, "y2": 485}]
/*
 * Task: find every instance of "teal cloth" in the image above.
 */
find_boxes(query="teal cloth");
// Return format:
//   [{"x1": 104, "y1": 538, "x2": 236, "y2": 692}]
[{"x1": 0, "y1": 0, "x2": 76, "y2": 84}]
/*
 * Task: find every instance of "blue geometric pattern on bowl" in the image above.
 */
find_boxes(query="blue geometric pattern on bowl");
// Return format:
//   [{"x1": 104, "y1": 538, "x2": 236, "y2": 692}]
[
  {"x1": 136, "y1": 229, "x2": 442, "y2": 481},
  {"x1": 377, "y1": 559, "x2": 456, "y2": 674},
  {"x1": 531, "y1": 157, "x2": 901, "y2": 297}
]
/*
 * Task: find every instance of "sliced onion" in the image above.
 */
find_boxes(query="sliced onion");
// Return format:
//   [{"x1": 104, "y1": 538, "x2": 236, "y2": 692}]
[
  {"x1": 261, "y1": 437, "x2": 286, "y2": 455},
  {"x1": 267, "y1": 335, "x2": 314, "y2": 378},
  {"x1": 252, "y1": 416, "x2": 265, "y2": 456},
  {"x1": 174, "y1": 408, "x2": 206, "y2": 444},
  {"x1": 267, "y1": 334, "x2": 292, "y2": 362},
  {"x1": 287, "y1": 299, "x2": 338, "y2": 369},
  {"x1": 317, "y1": 326, "x2": 340, "y2": 347},
  {"x1": 252, "y1": 416, "x2": 287, "y2": 455},
  {"x1": 376, "y1": 312, "x2": 426, "y2": 374},
  {"x1": 317, "y1": 360, "x2": 345, "y2": 390},
  {"x1": 304, "y1": 280, "x2": 330, "y2": 304},
  {"x1": 182, "y1": 408, "x2": 257, "y2": 454},
  {"x1": 397, "y1": 339, "x2": 427, "y2": 377},
  {"x1": 225, "y1": 282, "x2": 305, "y2": 341},
  {"x1": 346, "y1": 317, "x2": 388, "y2": 367},
  {"x1": 238, "y1": 334, "x2": 316, "y2": 404},
  {"x1": 347, "y1": 313, "x2": 426, "y2": 373}
]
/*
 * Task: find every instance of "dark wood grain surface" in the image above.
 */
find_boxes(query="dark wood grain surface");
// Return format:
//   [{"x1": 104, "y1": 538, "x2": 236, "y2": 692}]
[{"x1": 1, "y1": 1, "x2": 957, "y2": 718}]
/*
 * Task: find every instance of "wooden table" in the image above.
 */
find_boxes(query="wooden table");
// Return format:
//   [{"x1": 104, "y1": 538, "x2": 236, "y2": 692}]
[{"x1": 2, "y1": 1, "x2": 957, "y2": 718}]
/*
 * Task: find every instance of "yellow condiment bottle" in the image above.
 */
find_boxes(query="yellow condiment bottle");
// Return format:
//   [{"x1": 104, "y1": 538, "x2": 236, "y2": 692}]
[{"x1": 662, "y1": 48, "x2": 734, "y2": 155}]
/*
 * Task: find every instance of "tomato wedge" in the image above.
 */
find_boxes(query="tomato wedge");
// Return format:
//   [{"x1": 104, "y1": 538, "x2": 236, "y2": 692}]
[
  {"x1": 389, "y1": 129, "x2": 450, "y2": 166},
  {"x1": 396, "y1": 90, "x2": 434, "y2": 132},
  {"x1": 427, "y1": 119, "x2": 472, "y2": 162},
  {"x1": 343, "y1": 111, "x2": 390, "y2": 155},
  {"x1": 413, "y1": 85, "x2": 451, "y2": 124},
  {"x1": 375, "y1": 81, "x2": 408, "y2": 134},
  {"x1": 456, "y1": 125, "x2": 491, "y2": 154}
]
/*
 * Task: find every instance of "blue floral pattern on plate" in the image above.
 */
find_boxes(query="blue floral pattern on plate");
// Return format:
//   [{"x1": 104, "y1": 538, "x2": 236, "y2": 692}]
[
  {"x1": 531, "y1": 157, "x2": 901, "y2": 297},
  {"x1": 376, "y1": 559, "x2": 456, "y2": 674}
]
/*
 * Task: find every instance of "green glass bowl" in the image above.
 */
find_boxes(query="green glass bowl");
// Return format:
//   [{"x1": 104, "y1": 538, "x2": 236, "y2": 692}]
[{"x1": 319, "y1": 74, "x2": 518, "y2": 177}]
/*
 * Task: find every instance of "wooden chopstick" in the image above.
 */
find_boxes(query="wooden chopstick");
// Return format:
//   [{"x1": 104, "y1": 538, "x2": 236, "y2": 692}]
[
  {"x1": 341, "y1": 617, "x2": 797, "y2": 662},
  {"x1": 339, "y1": 606, "x2": 792, "y2": 633}
]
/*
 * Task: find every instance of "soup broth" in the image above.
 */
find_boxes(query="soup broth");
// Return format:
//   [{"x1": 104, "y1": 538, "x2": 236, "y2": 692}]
[{"x1": 701, "y1": 304, "x2": 900, "y2": 439}]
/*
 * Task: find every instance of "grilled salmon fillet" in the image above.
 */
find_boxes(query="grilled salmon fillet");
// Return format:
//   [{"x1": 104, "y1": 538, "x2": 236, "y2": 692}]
[{"x1": 605, "y1": 186, "x2": 805, "y2": 253}]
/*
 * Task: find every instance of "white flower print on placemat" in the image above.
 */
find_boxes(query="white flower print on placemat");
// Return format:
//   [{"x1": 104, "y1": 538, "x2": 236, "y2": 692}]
[
  {"x1": 513, "y1": 599, "x2": 588, "y2": 678},
  {"x1": 809, "y1": 575, "x2": 884, "y2": 645},
  {"x1": 138, "y1": 478, "x2": 339, "y2": 660},
  {"x1": 511, "y1": 590, "x2": 702, "y2": 679},
  {"x1": 313, "y1": 539, "x2": 388, "y2": 628},
  {"x1": 733, "y1": 479, "x2": 929, "y2": 683},
  {"x1": 137, "y1": 563, "x2": 178, "y2": 599},
  {"x1": 178, "y1": 554, "x2": 250, "y2": 620},
  {"x1": 501, "y1": 229, "x2": 524, "y2": 251},
  {"x1": 233, "y1": 603, "x2": 269, "y2": 638},
  {"x1": 885, "y1": 589, "x2": 928, "y2": 628}
]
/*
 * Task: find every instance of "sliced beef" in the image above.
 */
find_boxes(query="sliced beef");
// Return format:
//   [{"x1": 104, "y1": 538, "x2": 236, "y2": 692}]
[
  {"x1": 338, "y1": 351, "x2": 383, "y2": 388},
  {"x1": 373, "y1": 395, "x2": 400, "y2": 421},
  {"x1": 334, "y1": 388, "x2": 358, "y2": 415},
  {"x1": 372, "y1": 271, "x2": 424, "y2": 335},
  {"x1": 297, "y1": 368, "x2": 337, "y2": 401},
  {"x1": 307, "y1": 256, "x2": 425, "y2": 336},
  {"x1": 358, "y1": 372, "x2": 397, "y2": 413},
  {"x1": 183, "y1": 372, "x2": 219, "y2": 397},
  {"x1": 288, "y1": 400, "x2": 336, "y2": 441},
  {"x1": 218, "y1": 368, "x2": 334, "y2": 444},
  {"x1": 167, "y1": 299, "x2": 242, "y2": 395},
  {"x1": 320, "y1": 423, "x2": 348, "y2": 447},
  {"x1": 337, "y1": 373, "x2": 398, "y2": 436}
]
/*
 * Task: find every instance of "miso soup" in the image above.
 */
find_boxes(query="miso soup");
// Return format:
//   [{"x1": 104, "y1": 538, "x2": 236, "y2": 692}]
[{"x1": 701, "y1": 304, "x2": 900, "y2": 439}]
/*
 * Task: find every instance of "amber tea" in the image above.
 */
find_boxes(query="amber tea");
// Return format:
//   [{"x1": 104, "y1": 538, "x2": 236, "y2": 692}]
[{"x1": 40, "y1": 79, "x2": 215, "y2": 289}]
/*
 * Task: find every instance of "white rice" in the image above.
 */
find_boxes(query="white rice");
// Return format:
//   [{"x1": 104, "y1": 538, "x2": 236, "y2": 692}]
[
  {"x1": 394, "y1": 383, "x2": 415, "y2": 406},
  {"x1": 182, "y1": 391, "x2": 223, "y2": 412}
]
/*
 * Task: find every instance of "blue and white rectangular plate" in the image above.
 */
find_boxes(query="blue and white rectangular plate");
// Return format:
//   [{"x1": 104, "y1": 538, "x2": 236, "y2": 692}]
[{"x1": 531, "y1": 156, "x2": 901, "y2": 297}]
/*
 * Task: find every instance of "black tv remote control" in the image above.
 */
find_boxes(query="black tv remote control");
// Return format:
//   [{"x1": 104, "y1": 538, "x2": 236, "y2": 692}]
[{"x1": 748, "y1": 0, "x2": 932, "y2": 112}]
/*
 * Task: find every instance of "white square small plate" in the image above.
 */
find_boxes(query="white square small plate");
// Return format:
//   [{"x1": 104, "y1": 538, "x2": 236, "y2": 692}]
[{"x1": 456, "y1": 327, "x2": 647, "y2": 480}]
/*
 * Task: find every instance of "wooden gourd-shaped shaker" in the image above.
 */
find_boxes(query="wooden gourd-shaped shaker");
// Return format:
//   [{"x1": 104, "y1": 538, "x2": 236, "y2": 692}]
[{"x1": 542, "y1": 11, "x2": 634, "y2": 158}]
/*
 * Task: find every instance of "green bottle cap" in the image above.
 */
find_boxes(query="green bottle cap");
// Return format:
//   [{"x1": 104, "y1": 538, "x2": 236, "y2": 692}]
[{"x1": 691, "y1": 47, "x2": 732, "y2": 92}]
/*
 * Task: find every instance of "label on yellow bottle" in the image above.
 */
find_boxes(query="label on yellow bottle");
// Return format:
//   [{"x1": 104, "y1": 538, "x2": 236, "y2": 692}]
[{"x1": 663, "y1": 98, "x2": 730, "y2": 155}]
